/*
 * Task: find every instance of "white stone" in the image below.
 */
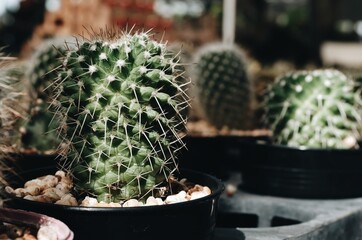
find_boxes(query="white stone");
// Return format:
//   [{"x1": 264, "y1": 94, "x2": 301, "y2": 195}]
[
  {"x1": 202, "y1": 186, "x2": 212, "y2": 195},
  {"x1": 343, "y1": 135, "x2": 357, "y2": 149},
  {"x1": 165, "y1": 191, "x2": 187, "y2": 204},
  {"x1": 123, "y1": 199, "x2": 142, "y2": 207},
  {"x1": 190, "y1": 191, "x2": 208, "y2": 200},
  {"x1": 145, "y1": 196, "x2": 164, "y2": 206},
  {"x1": 55, "y1": 170, "x2": 66, "y2": 178},
  {"x1": 81, "y1": 196, "x2": 98, "y2": 207},
  {"x1": 37, "y1": 226, "x2": 58, "y2": 240}
]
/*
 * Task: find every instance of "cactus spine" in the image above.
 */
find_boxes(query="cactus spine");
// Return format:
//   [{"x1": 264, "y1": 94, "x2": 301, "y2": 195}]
[
  {"x1": 262, "y1": 69, "x2": 362, "y2": 149},
  {"x1": 52, "y1": 31, "x2": 189, "y2": 202},
  {"x1": 192, "y1": 43, "x2": 252, "y2": 129}
]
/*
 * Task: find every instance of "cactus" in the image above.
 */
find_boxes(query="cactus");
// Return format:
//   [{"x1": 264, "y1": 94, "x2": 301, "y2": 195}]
[
  {"x1": 52, "y1": 30, "x2": 189, "y2": 202},
  {"x1": 192, "y1": 42, "x2": 252, "y2": 129},
  {"x1": 262, "y1": 69, "x2": 362, "y2": 149},
  {"x1": 26, "y1": 37, "x2": 75, "y2": 99},
  {"x1": 22, "y1": 37, "x2": 75, "y2": 152},
  {"x1": 0, "y1": 57, "x2": 27, "y2": 147},
  {"x1": 20, "y1": 100, "x2": 60, "y2": 152},
  {"x1": 0, "y1": 52, "x2": 28, "y2": 191}
]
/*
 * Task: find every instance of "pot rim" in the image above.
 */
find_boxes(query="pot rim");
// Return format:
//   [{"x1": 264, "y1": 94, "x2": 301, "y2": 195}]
[
  {"x1": 247, "y1": 140, "x2": 362, "y2": 153},
  {"x1": 7, "y1": 168, "x2": 224, "y2": 212}
]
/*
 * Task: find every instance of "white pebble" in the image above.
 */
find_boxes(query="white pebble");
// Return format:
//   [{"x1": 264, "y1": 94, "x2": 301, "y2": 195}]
[
  {"x1": 55, "y1": 194, "x2": 78, "y2": 206},
  {"x1": 55, "y1": 170, "x2": 66, "y2": 178},
  {"x1": 343, "y1": 135, "x2": 357, "y2": 149},
  {"x1": 165, "y1": 191, "x2": 187, "y2": 204},
  {"x1": 123, "y1": 199, "x2": 143, "y2": 207},
  {"x1": 190, "y1": 191, "x2": 209, "y2": 200},
  {"x1": 5, "y1": 186, "x2": 15, "y2": 195},
  {"x1": 145, "y1": 196, "x2": 164, "y2": 206},
  {"x1": 81, "y1": 196, "x2": 98, "y2": 207},
  {"x1": 202, "y1": 186, "x2": 211, "y2": 195},
  {"x1": 108, "y1": 202, "x2": 122, "y2": 207},
  {"x1": 37, "y1": 226, "x2": 58, "y2": 240},
  {"x1": 225, "y1": 184, "x2": 237, "y2": 197}
]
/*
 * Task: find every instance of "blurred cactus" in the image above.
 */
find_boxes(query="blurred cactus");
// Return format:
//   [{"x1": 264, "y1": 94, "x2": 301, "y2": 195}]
[
  {"x1": 191, "y1": 42, "x2": 253, "y2": 129},
  {"x1": 262, "y1": 69, "x2": 362, "y2": 149},
  {"x1": 0, "y1": 55, "x2": 27, "y2": 148},
  {"x1": 21, "y1": 37, "x2": 76, "y2": 153}
]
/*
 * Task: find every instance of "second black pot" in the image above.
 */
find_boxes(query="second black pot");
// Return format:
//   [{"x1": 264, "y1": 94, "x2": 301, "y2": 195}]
[
  {"x1": 5, "y1": 166, "x2": 224, "y2": 240},
  {"x1": 181, "y1": 135, "x2": 270, "y2": 179},
  {"x1": 240, "y1": 141, "x2": 362, "y2": 199}
]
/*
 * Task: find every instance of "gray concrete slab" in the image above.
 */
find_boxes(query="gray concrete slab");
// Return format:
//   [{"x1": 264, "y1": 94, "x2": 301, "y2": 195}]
[{"x1": 216, "y1": 172, "x2": 362, "y2": 240}]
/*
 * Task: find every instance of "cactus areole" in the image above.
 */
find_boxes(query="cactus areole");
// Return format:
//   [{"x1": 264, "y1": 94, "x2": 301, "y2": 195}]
[
  {"x1": 53, "y1": 31, "x2": 189, "y2": 202},
  {"x1": 263, "y1": 69, "x2": 362, "y2": 149}
]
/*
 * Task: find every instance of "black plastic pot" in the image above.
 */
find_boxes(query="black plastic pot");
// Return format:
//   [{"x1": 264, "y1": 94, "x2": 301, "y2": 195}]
[
  {"x1": 240, "y1": 141, "x2": 362, "y2": 199},
  {"x1": 3, "y1": 153, "x2": 60, "y2": 190},
  {"x1": 181, "y1": 135, "x2": 269, "y2": 179},
  {"x1": 5, "y1": 166, "x2": 224, "y2": 240}
]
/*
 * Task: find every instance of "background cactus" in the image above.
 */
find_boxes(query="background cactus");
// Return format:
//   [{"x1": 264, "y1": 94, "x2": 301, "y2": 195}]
[
  {"x1": 0, "y1": 57, "x2": 27, "y2": 148},
  {"x1": 262, "y1": 69, "x2": 362, "y2": 149},
  {"x1": 0, "y1": 52, "x2": 28, "y2": 193},
  {"x1": 191, "y1": 42, "x2": 252, "y2": 129},
  {"x1": 52, "y1": 31, "x2": 189, "y2": 202},
  {"x1": 22, "y1": 37, "x2": 75, "y2": 153}
]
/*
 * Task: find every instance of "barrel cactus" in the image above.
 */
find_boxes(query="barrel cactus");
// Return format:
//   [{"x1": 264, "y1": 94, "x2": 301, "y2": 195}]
[
  {"x1": 0, "y1": 58, "x2": 27, "y2": 147},
  {"x1": 262, "y1": 69, "x2": 362, "y2": 149},
  {"x1": 192, "y1": 42, "x2": 252, "y2": 129},
  {"x1": 22, "y1": 37, "x2": 75, "y2": 152},
  {"x1": 26, "y1": 37, "x2": 75, "y2": 98},
  {"x1": 52, "y1": 31, "x2": 188, "y2": 202}
]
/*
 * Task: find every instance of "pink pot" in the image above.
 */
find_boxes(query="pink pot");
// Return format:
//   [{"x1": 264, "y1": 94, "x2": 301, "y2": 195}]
[{"x1": 0, "y1": 207, "x2": 73, "y2": 240}]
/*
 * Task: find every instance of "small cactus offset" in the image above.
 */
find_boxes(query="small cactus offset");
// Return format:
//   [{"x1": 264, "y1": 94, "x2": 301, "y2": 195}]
[
  {"x1": 22, "y1": 37, "x2": 75, "y2": 152},
  {"x1": 192, "y1": 43, "x2": 252, "y2": 129},
  {"x1": 52, "y1": 30, "x2": 189, "y2": 202},
  {"x1": 262, "y1": 69, "x2": 362, "y2": 149}
]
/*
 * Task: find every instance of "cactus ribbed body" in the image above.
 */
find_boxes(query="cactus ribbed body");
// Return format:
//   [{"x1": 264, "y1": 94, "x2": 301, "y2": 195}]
[
  {"x1": 54, "y1": 32, "x2": 188, "y2": 202},
  {"x1": 21, "y1": 100, "x2": 60, "y2": 152},
  {"x1": 193, "y1": 43, "x2": 252, "y2": 129},
  {"x1": 27, "y1": 37, "x2": 74, "y2": 98},
  {"x1": 23, "y1": 37, "x2": 75, "y2": 152},
  {"x1": 263, "y1": 69, "x2": 362, "y2": 149}
]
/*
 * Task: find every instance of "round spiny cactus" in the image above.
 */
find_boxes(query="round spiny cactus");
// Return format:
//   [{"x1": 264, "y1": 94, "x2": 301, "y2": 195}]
[
  {"x1": 26, "y1": 37, "x2": 76, "y2": 99},
  {"x1": 262, "y1": 69, "x2": 362, "y2": 149},
  {"x1": 52, "y1": 30, "x2": 189, "y2": 202},
  {"x1": 22, "y1": 37, "x2": 76, "y2": 152},
  {"x1": 192, "y1": 42, "x2": 252, "y2": 129}
]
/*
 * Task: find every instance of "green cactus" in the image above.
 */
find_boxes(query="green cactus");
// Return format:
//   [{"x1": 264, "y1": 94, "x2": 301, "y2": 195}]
[
  {"x1": 26, "y1": 37, "x2": 75, "y2": 99},
  {"x1": 0, "y1": 57, "x2": 27, "y2": 147},
  {"x1": 192, "y1": 43, "x2": 252, "y2": 129},
  {"x1": 262, "y1": 69, "x2": 362, "y2": 149},
  {"x1": 0, "y1": 57, "x2": 28, "y2": 187},
  {"x1": 22, "y1": 37, "x2": 75, "y2": 152},
  {"x1": 52, "y1": 31, "x2": 188, "y2": 202},
  {"x1": 20, "y1": 100, "x2": 60, "y2": 152}
]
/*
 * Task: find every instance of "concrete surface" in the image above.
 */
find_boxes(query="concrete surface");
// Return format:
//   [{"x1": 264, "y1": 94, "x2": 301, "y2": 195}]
[{"x1": 214, "y1": 172, "x2": 362, "y2": 240}]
